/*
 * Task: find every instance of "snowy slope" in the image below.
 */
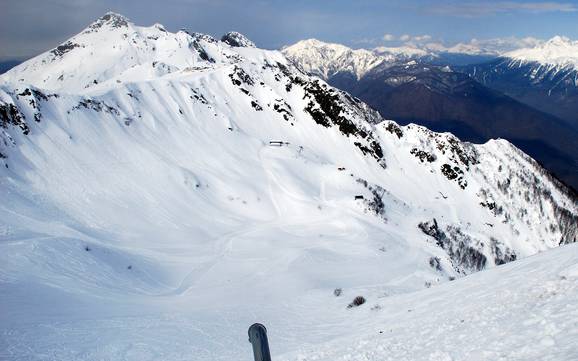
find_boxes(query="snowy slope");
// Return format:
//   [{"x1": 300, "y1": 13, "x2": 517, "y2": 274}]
[
  {"x1": 279, "y1": 243, "x2": 578, "y2": 361},
  {"x1": 0, "y1": 13, "x2": 577, "y2": 361}
]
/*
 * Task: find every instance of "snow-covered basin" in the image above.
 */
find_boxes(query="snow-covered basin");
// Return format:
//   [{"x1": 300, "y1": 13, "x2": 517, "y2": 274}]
[{"x1": 1, "y1": 241, "x2": 577, "y2": 361}]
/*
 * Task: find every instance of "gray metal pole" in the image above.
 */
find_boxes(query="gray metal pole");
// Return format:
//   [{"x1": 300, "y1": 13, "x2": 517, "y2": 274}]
[{"x1": 248, "y1": 323, "x2": 272, "y2": 361}]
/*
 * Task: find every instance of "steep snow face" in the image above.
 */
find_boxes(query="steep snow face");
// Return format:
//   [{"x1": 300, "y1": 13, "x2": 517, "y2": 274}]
[
  {"x1": 504, "y1": 36, "x2": 578, "y2": 71},
  {"x1": 0, "y1": 14, "x2": 577, "y2": 360}
]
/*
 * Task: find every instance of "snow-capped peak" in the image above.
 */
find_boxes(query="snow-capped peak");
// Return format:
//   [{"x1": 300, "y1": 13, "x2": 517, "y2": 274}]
[
  {"x1": 504, "y1": 35, "x2": 578, "y2": 70},
  {"x1": 282, "y1": 39, "x2": 431, "y2": 80},
  {"x1": 0, "y1": 13, "x2": 244, "y2": 92},
  {"x1": 221, "y1": 31, "x2": 256, "y2": 48},
  {"x1": 85, "y1": 12, "x2": 132, "y2": 32},
  {"x1": 282, "y1": 39, "x2": 383, "y2": 79}
]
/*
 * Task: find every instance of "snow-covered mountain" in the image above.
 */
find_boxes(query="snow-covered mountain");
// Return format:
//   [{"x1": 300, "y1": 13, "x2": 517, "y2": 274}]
[
  {"x1": 282, "y1": 36, "x2": 578, "y2": 83},
  {"x1": 1, "y1": 13, "x2": 577, "y2": 360},
  {"x1": 504, "y1": 36, "x2": 578, "y2": 71},
  {"x1": 472, "y1": 36, "x2": 578, "y2": 90},
  {"x1": 281, "y1": 39, "x2": 502, "y2": 82},
  {"x1": 282, "y1": 39, "x2": 431, "y2": 80},
  {"x1": 465, "y1": 36, "x2": 578, "y2": 131},
  {"x1": 283, "y1": 39, "x2": 578, "y2": 189}
]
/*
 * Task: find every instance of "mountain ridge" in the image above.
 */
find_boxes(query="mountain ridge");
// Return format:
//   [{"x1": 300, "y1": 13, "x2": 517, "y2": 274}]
[{"x1": 284, "y1": 39, "x2": 578, "y2": 190}]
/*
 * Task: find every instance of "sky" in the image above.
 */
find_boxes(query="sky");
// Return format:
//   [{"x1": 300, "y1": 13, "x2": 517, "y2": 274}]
[{"x1": 1, "y1": 0, "x2": 578, "y2": 61}]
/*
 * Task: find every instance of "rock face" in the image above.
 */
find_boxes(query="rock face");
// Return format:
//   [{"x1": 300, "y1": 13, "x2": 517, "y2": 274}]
[{"x1": 221, "y1": 31, "x2": 256, "y2": 48}]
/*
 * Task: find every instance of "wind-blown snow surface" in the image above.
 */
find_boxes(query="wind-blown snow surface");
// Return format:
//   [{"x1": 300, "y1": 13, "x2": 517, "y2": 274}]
[
  {"x1": 0, "y1": 13, "x2": 577, "y2": 361},
  {"x1": 279, "y1": 243, "x2": 578, "y2": 361}
]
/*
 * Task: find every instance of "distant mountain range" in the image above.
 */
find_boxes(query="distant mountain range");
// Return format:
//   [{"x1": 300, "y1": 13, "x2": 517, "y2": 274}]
[
  {"x1": 463, "y1": 36, "x2": 578, "y2": 131},
  {"x1": 283, "y1": 38, "x2": 578, "y2": 189}
]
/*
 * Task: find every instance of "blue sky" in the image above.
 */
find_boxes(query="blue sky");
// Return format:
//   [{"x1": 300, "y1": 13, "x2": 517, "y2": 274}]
[{"x1": 1, "y1": 0, "x2": 577, "y2": 60}]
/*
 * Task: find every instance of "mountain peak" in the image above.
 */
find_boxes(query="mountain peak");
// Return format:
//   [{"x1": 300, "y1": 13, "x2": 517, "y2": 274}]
[
  {"x1": 546, "y1": 35, "x2": 572, "y2": 46},
  {"x1": 286, "y1": 38, "x2": 351, "y2": 52},
  {"x1": 0, "y1": 14, "x2": 241, "y2": 91},
  {"x1": 85, "y1": 12, "x2": 131, "y2": 32},
  {"x1": 504, "y1": 35, "x2": 578, "y2": 70},
  {"x1": 221, "y1": 31, "x2": 255, "y2": 48}
]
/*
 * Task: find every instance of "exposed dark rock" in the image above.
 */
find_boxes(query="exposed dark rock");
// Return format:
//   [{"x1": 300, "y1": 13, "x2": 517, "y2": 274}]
[
  {"x1": 385, "y1": 122, "x2": 403, "y2": 138},
  {"x1": 221, "y1": 32, "x2": 256, "y2": 48},
  {"x1": 272, "y1": 99, "x2": 293, "y2": 121},
  {"x1": 418, "y1": 219, "x2": 489, "y2": 273},
  {"x1": 250, "y1": 100, "x2": 263, "y2": 111},
  {"x1": 191, "y1": 41, "x2": 215, "y2": 63},
  {"x1": 72, "y1": 99, "x2": 120, "y2": 116},
  {"x1": 441, "y1": 164, "x2": 467, "y2": 189},
  {"x1": 410, "y1": 148, "x2": 436, "y2": 163},
  {"x1": 347, "y1": 296, "x2": 366, "y2": 308},
  {"x1": 429, "y1": 256, "x2": 443, "y2": 272},
  {"x1": 86, "y1": 12, "x2": 130, "y2": 32},
  {"x1": 50, "y1": 41, "x2": 81, "y2": 57},
  {"x1": 490, "y1": 237, "x2": 516, "y2": 265},
  {"x1": 300, "y1": 79, "x2": 384, "y2": 164},
  {"x1": 190, "y1": 89, "x2": 208, "y2": 104},
  {"x1": 0, "y1": 102, "x2": 29, "y2": 135},
  {"x1": 229, "y1": 66, "x2": 255, "y2": 87},
  {"x1": 356, "y1": 178, "x2": 387, "y2": 221}
]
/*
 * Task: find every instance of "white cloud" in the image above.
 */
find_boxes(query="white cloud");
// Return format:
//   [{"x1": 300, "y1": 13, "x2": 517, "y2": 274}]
[
  {"x1": 421, "y1": 36, "x2": 546, "y2": 55},
  {"x1": 382, "y1": 33, "x2": 396, "y2": 41},
  {"x1": 399, "y1": 34, "x2": 411, "y2": 41},
  {"x1": 412, "y1": 34, "x2": 432, "y2": 42}
]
